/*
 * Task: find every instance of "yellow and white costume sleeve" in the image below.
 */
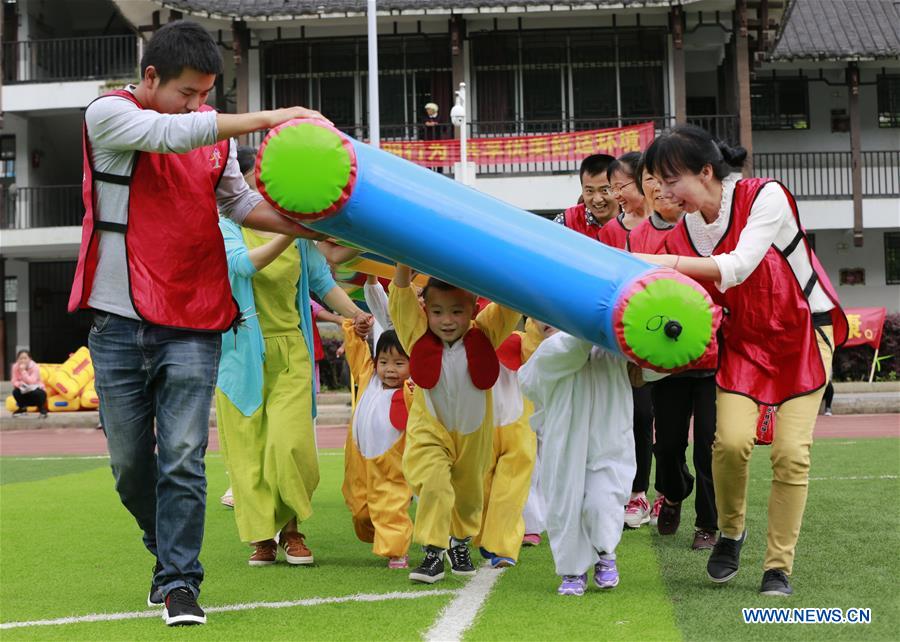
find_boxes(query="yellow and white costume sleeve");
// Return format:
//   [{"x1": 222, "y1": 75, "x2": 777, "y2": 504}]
[
  {"x1": 389, "y1": 282, "x2": 521, "y2": 549},
  {"x1": 340, "y1": 319, "x2": 413, "y2": 559},
  {"x1": 518, "y1": 331, "x2": 635, "y2": 577},
  {"x1": 520, "y1": 318, "x2": 548, "y2": 535},
  {"x1": 475, "y1": 331, "x2": 537, "y2": 562}
]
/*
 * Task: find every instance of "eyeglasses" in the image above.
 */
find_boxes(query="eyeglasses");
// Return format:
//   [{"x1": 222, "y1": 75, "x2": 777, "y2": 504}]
[{"x1": 610, "y1": 181, "x2": 635, "y2": 195}]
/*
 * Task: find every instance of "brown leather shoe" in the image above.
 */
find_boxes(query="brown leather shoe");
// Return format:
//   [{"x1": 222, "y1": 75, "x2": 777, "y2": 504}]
[
  {"x1": 657, "y1": 500, "x2": 682, "y2": 535},
  {"x1": 249, "y1": 539, "x2": 277, "y2": 566},
  {"x1": 280, "y1": 531, "x2": 314, "y2": 565},
  {"x1": 692, "y1": 529, "x2": 718, "y2": 551}
]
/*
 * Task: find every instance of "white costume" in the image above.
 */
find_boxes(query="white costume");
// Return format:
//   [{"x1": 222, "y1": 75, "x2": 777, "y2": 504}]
[{"x1": 518, "y1": 332, "x2": 635, "y2": 576}]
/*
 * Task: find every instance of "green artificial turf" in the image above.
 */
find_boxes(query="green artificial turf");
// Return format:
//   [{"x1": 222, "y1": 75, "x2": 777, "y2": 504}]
[{"x1": 1, "y1": 439, "x2": 898, "y2": 641}]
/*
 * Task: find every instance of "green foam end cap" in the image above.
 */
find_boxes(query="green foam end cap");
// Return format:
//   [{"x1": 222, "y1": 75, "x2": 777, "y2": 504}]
[
  {"x1": 622, "y1": 278, "x2": 713, "y2": 370},
  {"x1": 259, "y1": 123, "x2": 352, "y2": 215}
]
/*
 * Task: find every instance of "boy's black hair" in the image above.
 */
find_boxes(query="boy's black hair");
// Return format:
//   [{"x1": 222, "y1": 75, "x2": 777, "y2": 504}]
[
  {"x1": 606, "y1": 151, "x2": 643, "y2": 182},
  {"x1": 237, "y1": 146, "x2": 257, "y2": 176},
  {"x1": 643, "y1": 124, "x2": 747, "y2": 181},
  {"x1": 579, "y1": 154, "x2": 615, "y2": 183},
  {"x1": 141, "y1": 21, "x2": 223, "y2": 84},
  {"x1": 374, "y1": 330, "x2": 408, "y2": 360},
  {"x1": 421, "y1": 277, "x2": 475, "y2": 304}
]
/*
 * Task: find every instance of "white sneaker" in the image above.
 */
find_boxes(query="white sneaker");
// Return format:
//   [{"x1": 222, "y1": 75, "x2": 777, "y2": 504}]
[
  {"x1": 220, "y1": 488, "x2": 234, "y2": 508},
  {"x1": 624, "y1": 496, "x2": 651, "y2": 529},
  {"x1": 824, "y1": 408, "x2": 833, "y2": 416}
]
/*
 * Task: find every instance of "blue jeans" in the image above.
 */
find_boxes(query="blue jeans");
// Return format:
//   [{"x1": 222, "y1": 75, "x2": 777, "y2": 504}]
[{"x1": 89, "y1": 312, "x2": 221, "y2": 598}]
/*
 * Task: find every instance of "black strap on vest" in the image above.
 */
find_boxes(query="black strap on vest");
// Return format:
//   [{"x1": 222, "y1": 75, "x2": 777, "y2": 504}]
[
  {"x1": 783, "y1": 229, "x2": 804, "y2": 258},
  {"x1": 802, "y1": 272, "x2": 819, "y2": 298},
  {"x1": 94, "y1": 221, "x2": 127, "y2": 234},
  {"x1": 94, "y1": 171, "x2": 132, "y2": 186}
]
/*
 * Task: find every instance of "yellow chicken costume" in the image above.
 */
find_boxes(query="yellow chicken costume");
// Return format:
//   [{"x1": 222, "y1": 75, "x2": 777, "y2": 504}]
[
  {"x1": 389, "y1": 283, "x2": 521, "y2": 549},
  {"x1": 475, "y1": 319, "x2": 546, "y2": 563},
  {"x1": 340, "y1": 319, "x2": 414, "y2": 559}
]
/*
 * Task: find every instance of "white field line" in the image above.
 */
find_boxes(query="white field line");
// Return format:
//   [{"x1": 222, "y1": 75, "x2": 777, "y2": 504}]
[
  {"x1": 751, "y1": 474, "x2": 898, "y2": 482},
  {"x1": 0, "y1": 589, "x2": 456, "y2": 630},
  {"x1": 423, "y1": 566, "x2": 506, "y2": 642}
]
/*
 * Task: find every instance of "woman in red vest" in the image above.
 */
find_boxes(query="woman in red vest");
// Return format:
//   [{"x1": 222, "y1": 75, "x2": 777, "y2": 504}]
[{"x1": 636, "y1": 125, "x2": 847, "y2": 597}]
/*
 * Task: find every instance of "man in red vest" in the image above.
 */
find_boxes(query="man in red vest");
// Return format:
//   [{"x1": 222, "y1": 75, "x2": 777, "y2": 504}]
[
  {"x1": 69, "y1": 21, "x2": 329, "y2": 626},
  {"x1": 553, "y1": 154, "x2": 617, "y2": 239}
]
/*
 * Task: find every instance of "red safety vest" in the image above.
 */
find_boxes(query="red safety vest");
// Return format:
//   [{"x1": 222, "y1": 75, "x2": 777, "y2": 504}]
[
  {"x1": 664, "y1": 178, "x2": 848, "y2": 405},
  {"x1": 562, "y1": 203, "x2": 603, "y2": 241},
  {"x1": 69, "y1": 90, "x2": 238, "y2": 332},
  {"x1": 627, "y1": 216, "x2": 675, "y2": 254},
  {"x1": 598, "y1": 213, "x2": 630, "y2": 249}
]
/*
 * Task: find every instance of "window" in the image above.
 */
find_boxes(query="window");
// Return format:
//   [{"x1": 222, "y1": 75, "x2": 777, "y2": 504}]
[
  {"x1": 262, "y1": 35, "x2": 452, "y2": 137},
  {"x1": 877, "y1": 75, "x2": 900, "y2": 128},
  {"x1": 0, "y1": 135, "x2": 14, "y2": 180},
  {"x1": 4, "y1": 276, "x2": 16, "y2": 314},
  {"x1": 751, "y1": 77, "x2": 809, "y2": 130},
  {"x1": 471, "y1": 28, "x2": 667, "y2": 132},
  {"x1": 886, "y1": 232, "x2": 900, "y2": 285}
]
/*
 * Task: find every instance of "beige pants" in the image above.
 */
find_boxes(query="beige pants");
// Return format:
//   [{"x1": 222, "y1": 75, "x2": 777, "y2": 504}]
[{"x1": 713, "y1": 325, "x2": 834, "y2": 575}]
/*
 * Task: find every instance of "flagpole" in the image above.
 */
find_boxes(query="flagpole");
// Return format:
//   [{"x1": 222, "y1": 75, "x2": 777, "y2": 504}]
[
  {"x1": 367, "y1": 0, "x2": 380, "y2": 149},
  {"x1": 868, "y1": 347, "x2": 879, "y2": 383}
]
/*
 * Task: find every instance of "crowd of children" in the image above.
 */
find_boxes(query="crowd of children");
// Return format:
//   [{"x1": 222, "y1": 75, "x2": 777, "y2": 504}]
[{"x1": 220, "y1": 125, "x2": 842, "y2": 603}]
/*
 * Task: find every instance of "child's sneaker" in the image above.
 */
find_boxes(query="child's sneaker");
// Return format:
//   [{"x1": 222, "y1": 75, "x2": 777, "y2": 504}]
[
  {"x1": 649, "y1": 494, "x2": 665, "y2": 526},
  {"x1": 490, "y1": 555, "x2": 516, "y2": 569},
  {"x1": 522, "y1": 533, "x2": 541, "y2": 546},
  {"x1": 220, "y1": 487, "x2": 234, "y2": 508},
  {"x1": 557, "y1": 574, "x2": 587, "y2": 596},
  {"x1": 410, "y1": 547, "x2": 445, "y2": 584},
  {"x1": 388, "y1": 556, "x2": 409, "y2": 569},
  {"x1": 447, "y1": 538, "x2": 477, "y2": 576},
  {"x1": 249, "y1": 539, "x2": 277, "y2": 566},
  {"x1": 624, "y1": 496, "x2": 651, "y2": 528},
  {"x1": 594, "y1": 558, "x2": 619, "y2": 589}
]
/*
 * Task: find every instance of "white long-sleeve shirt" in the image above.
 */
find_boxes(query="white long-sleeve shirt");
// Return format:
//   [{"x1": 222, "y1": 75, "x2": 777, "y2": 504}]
[{"x1": 687, "y1": 173, "x2": 833, "y2": 313}]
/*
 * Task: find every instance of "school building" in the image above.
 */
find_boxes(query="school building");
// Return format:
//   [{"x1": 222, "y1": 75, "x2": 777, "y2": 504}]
[{"x1": 1, "y1": 0, "x2": 898, "y2": 364}]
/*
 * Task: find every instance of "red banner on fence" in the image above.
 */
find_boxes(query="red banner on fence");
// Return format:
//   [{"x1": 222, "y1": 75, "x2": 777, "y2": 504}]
[
  {"x1": 843, "y1": 307, "x2": 887, "y2": 349},
  {"x1": 380, "y1": 122, "x2": 655, "y2": 168}
]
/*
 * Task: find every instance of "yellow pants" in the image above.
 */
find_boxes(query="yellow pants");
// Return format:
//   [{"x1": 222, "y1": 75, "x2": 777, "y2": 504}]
[
  {"x1": 474, "y1": 408, "x2": 537, "y2": 561},
  {"x1": 402, "y1": 405, "x2": 494, "y2": 549},
  {"x1": 216, "y1": 334, "x2": 318, "y2": 544},
  {"x1": 342, "y1": 430, "x2": 413, "y2": 559},
  {"x1": 713, "y1": 326, "x2": 834, "y2": 574}
]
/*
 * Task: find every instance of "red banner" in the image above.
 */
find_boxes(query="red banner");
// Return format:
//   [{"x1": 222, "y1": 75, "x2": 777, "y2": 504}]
[
  {"x1": 843, "y1": 307, "x2": 887, "y2": 349},
  {"x1": 379, "y1": 122, "x2": 655, "y2": 168}
]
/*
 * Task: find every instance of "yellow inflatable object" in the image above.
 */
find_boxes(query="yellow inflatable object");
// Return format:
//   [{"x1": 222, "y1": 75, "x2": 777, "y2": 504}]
[
  {"x1": 80, "y1": 383, "x2": 99, "y2": 410},
  {"x1": 39, "y1": 363, "x2": 61, "y2": 389},
  {"x1": 47, "y1": 394, "x2": 80, "y2": 412},
  {"x1": 6, "y1": 395, "x2": 38, "y2": 413},
  {"x1": 48, "y1": 347, "x2": 93, "y2": 400}
]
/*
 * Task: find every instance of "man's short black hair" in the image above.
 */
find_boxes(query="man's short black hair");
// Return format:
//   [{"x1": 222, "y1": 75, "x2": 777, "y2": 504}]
[
  {"x1": 375, "y1": 330, "x2": 409, "y2": 360},
  {"x1": 579, "y1": 154, "x2": 615, "y2": 183},
  {"x1": 141, "y1": 21, "x2": 223, "y2": 84},
  {"x1": 237, "y1": 146, "x2": 257, "y2": 176}
]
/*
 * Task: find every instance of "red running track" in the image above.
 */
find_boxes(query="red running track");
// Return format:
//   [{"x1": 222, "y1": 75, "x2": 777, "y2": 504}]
[{"x1": 0, "y1": 415, "x2": 897, "y2": 458}]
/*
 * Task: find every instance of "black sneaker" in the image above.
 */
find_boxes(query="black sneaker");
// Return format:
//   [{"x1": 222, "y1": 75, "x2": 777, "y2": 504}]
[
  {"x1": 707, "y1": 530, "x2": 746, "y2": 583},
  {"x1": 447, "y1": 538, "x2": 477, "y2": 576},
  {"x1": 409, "y1": 547, "x2": 445, "y2": 584},
  {"x1": 760, "y1": 569, "x2": 793, "y2": 596},
  {"x1": 162, "y1": 587, "x2": 206, "y2": 626},
  {"x1": 12, "y1": 408, "x2": 26, "y2": 416},
  {"x1": 147, "y1": 560, "x2": 164, "y2": 607}
]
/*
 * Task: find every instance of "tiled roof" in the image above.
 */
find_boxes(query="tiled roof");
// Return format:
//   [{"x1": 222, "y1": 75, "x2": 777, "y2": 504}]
[
  {"x1": 769, "y1": 0, "x2": 900, "y2": 61},
  {"x1": 157, "y1": 0, "x2": 698, "y2": 19}
]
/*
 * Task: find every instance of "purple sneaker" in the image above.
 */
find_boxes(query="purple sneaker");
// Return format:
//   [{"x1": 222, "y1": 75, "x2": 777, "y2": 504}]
[
  {"x1": 594, "y1": 558, "x2": 619, "y2": 589},
  {"x1": 557, "y1": 574, "x2": 587, "y2": 596}
]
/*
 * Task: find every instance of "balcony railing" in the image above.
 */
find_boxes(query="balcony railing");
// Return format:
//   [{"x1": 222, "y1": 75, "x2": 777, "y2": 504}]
[
  {"x1": 1, "y1": 185, "x2": 84, "y2": 229},
  {"x1": 753, "y1": 151, "x2": 900, "y2": 199},
  {"x1": 2, "y1": 35, "x2": 138, "y2": 84}
]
